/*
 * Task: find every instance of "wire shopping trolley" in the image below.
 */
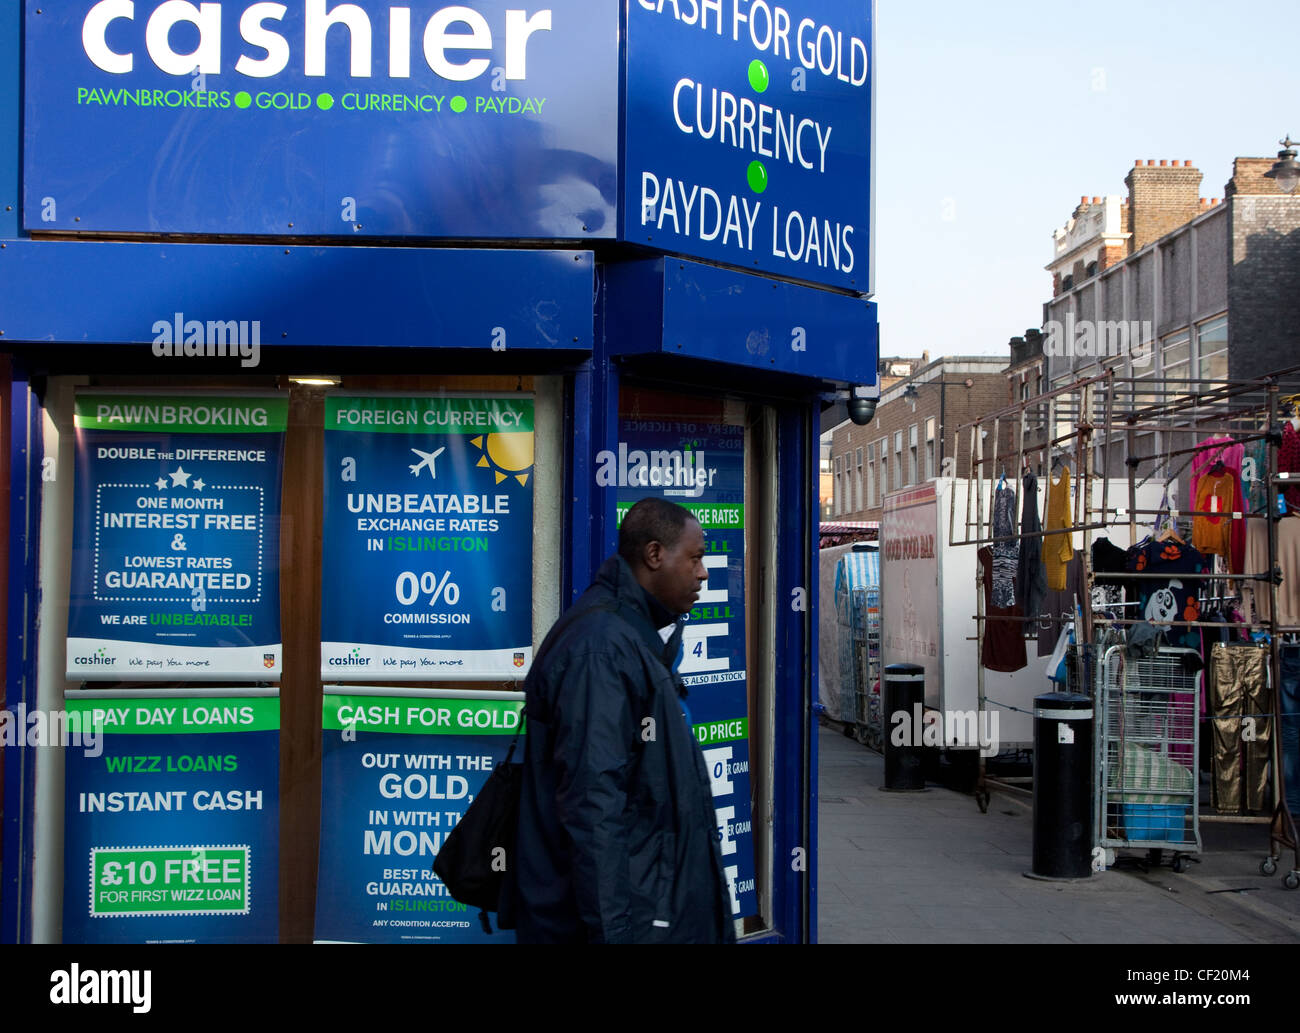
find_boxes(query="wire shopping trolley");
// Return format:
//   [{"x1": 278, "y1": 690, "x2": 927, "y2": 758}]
[
  {"x1": 1095, "y1": 644, "x2": 1202, "y2": 872},
  {"x1": 851, "y1": 585, "x2": 882, "y2": 749}
]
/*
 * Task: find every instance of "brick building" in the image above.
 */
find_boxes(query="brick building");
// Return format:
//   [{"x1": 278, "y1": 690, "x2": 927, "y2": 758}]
[
  {"x1": 1043, "y1": 146, "x2": 1300, "y2": 398},
  {"x1": 828, "y1": 356, "x2": 1012, "y2": 522},
  {"x1": 1047, "y1": 161, "x2": 1221, "y2": 296}
]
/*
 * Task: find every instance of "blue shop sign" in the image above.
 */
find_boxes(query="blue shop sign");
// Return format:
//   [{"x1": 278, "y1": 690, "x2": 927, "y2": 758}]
[
  {"x1": 623, "y1": 0, "x2": 873, "y2": 292},
  {"x1": 23, "y1": 2, "x2": 618, "y2": 239}
]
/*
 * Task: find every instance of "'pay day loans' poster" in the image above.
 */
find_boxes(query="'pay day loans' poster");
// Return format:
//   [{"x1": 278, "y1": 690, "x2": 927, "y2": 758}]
[
  {"x1": 62, "y1": 690, "x2": 279, "y2": 944},
  {"x1": 321, "y1": 395, "x2": 534, "y2": 679},
  {"x1": 68, "y1": 392, "x2": 286, "y2": 680}
]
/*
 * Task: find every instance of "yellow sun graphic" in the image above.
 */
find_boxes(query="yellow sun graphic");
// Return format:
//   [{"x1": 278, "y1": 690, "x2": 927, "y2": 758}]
[{"x1": 472, "y1": 433, "x2": 534, "y2": 486}]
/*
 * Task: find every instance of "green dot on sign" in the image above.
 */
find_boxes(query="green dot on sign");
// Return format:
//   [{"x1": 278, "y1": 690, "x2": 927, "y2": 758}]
[
  {"x1": 234, "y1": 91, "x2": 251, "y2": 109},
  {"x1": 748, "y1": 59, "x2": 769, "y2": 93},
  {"x1": 450, "y1": 95, "x2": 467, "y2": 113},
  {"x1": 316, "y1": 92, "x2": 334, "y2": 111},
  {"x1": 747, "y1": 161, "x2": 768, "y2": 194}
]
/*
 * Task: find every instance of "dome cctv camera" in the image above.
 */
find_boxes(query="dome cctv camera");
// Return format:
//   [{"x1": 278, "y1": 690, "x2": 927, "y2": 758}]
[
  {"x1": 848, "y1": 397, "x2": 877, "y2": 425},
  {"x1": 847, "y1": 385, "x2": 878, "y2": 425}
]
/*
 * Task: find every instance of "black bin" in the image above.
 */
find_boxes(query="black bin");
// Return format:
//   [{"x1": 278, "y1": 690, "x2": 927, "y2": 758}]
[
  {"x1": 881, "y1": 664, "x2": 927, "y2": 792},
  {"x1": 1030, "y1": 692, "x2": 1094, "y2": 880}
]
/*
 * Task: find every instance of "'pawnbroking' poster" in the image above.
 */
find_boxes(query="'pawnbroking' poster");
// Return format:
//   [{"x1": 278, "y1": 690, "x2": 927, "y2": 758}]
[{"x1": 67, "y1": 392, "x2": 286, "y2": 681}]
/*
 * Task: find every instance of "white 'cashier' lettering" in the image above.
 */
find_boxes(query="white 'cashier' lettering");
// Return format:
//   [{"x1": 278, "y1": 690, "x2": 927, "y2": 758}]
[{"x1": 81, "y1": 1, "x2": 552, "y2": 81}]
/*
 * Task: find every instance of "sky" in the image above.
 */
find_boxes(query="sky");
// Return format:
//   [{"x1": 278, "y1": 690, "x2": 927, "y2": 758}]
[{"x1": 875, "y1": 0, "x2": 1300, "y2": 359}]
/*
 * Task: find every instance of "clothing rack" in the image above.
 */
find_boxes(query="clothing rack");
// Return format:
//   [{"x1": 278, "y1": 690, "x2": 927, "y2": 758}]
[{"x1": 950, "y1": 367, "x2": 1300, "y2": 885}]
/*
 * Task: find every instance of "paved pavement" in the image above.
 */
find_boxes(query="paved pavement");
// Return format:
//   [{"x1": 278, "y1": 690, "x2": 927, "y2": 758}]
[{"x1": 816, "y1": 721, "x2": 1300, "y2": 944}]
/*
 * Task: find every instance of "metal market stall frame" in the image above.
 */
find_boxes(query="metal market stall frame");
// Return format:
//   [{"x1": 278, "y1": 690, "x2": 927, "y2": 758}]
[{"x1": 949, "y1": 366, "x2": 1300, "y2": 881}]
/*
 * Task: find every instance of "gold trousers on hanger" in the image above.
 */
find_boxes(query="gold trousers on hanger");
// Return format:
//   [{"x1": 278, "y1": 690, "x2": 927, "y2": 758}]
[{"x1": 1209, "y1": 643, "x2": 1272, "y2": 814}]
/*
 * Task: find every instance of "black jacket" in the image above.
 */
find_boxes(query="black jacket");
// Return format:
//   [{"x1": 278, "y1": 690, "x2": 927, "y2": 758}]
[{"x1": 501, "y1": 555, "x2": 736, "y2": 944}]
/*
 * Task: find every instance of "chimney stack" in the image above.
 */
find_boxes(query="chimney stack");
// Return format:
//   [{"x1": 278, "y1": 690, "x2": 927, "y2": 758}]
[{"x1": 1124, "y1": 159, "x2": 1203, "y2": 252}]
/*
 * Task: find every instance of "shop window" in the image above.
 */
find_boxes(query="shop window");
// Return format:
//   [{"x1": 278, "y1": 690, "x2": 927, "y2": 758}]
[
  {"x1": 36, "y1": 370, "x2": 568, "y2": 945},
  {"x1": 616, "y1": 386, "x2": 766, "y2": 935}
]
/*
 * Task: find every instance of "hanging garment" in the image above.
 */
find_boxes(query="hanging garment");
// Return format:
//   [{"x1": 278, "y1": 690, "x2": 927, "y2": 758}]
[
  {"x1": 991, "y1": 484, "x2": 1019, "y2": 609},
  {"x1": 1281, "y1": 645, "x2": 1300, "y2": 824},
  {"x1": 1192, "y1": 471, "x2": 1237, "y2": 561},
  {"x1": 1038, "y1": 554, "x2": 1082, "y2": 658},
  {"x1": 1091, "y1": 537, "x2": 1130, "y2": 611},
  {"x1": 1245, "y1": 439, "x2": 1270, "y2": 516},
  {"x1": 1282, "y1": 422, "x2": 1300, "y2": 511},
  {"x1": 1042, "y1": 468, "x2": 1074, "y2": 592},
  {"x1": 1242, "y1": 514, "x2": 1300, "y2": 628},
  {"x1": 1190, "y1": 437, "x2": 1246, "y2": 573},
  {"x1": 1126, "y1": 538, "x2": 1207, "y2": 654},
  {"x1": 1208, "y1": 643, "x2": 1272, "y2": 814},
  {"x1": 1016, "y1": 472, "x2": 1048, "y2": 625},
  {"x1": 979, "y1": 546, "x2": 1027, "y2": 673}
]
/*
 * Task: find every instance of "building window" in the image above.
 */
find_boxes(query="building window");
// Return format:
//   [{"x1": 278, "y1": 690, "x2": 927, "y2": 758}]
[
  {"x1": 866, "y1": 443, "x2": 876, "y2": 508},
  {"x1": 854, "y1": 447, "x2": 864, "y2": 513},
  {"x1": 1196, "y1": 314, "x2": 1228, "y2": 388},
  {"x1": 1162, "y1": 331, "x2": 1191, "y2": 384},
  {"x1": 908, "y1": 425, "x2": 919, "y2": 486},
  {"x1": 1086, "y1": 261, "x2": 1098, "y2": 279},
  {"x1": 833, "y1": 455, "x2": 842, "y2": 516},
  {"x1": 925, "y1": 418, "x2": 936, "y2": 480},
  {"x1": 894, "y1": 431, "x2": 904, "y2": 490},
  {"x1": 879, "y1": 437, "x2": 889, "y2": 502}
]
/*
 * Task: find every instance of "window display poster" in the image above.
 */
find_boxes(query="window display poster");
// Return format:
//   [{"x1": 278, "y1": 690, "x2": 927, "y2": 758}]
[
  {"x1": 616, "y1": 418, "x2": 756, "y2": 920},
  {"x1": 67, "y1": 392, "x2": 286, "y2": 680},
  {"x1": 314, "y1": 689, "x2": 522, "y2": 943},
  {"x1": 321, "y1": 395, "x2": 534, "y2": 680},
  {"x1": 61, "y1": 691, "x2": 280, "y2": 944}
]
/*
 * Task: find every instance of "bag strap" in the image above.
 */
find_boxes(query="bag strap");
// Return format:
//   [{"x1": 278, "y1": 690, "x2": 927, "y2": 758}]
[{"x1": 513, "y1": 593, "x2": 680, "y2": 755}]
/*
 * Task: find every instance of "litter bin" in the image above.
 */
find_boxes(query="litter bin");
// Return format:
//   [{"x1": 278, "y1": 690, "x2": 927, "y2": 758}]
[
  {"x1": 881, "y1": 663, "x2": 927, "y2": 792},
  {"x1": 1029, "y1": 691, "x2": 1094, "y2": 880}
]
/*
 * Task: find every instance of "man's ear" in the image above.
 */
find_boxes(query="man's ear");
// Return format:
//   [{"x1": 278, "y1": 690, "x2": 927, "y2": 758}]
[{"x1": 642, "y1": 540, "x2": 664, "y2": 571}]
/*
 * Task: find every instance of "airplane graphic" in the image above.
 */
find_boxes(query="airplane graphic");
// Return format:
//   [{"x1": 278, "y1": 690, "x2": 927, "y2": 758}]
[{"x1": 408, "y1": 446, "x2": 446, "y2": 478}]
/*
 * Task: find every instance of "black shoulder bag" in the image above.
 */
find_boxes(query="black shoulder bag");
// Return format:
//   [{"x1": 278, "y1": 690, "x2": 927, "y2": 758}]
[{"x1": 431, "y1": 721, "x2": 525, "y2": 934}]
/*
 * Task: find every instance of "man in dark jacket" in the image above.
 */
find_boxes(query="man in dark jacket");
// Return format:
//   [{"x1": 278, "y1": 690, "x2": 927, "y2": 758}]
[{"x1": 501, "y1": 498, "x2": 737, "y2": 943}]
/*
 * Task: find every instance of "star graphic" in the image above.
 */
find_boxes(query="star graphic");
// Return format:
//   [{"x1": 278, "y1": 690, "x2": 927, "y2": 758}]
[
  {"x1": 156, "y1": 477, "x2": 168, "y2": 490},
  {"x1": 169, "y1": 466, "x2": 191, "y2": 487},
  {"x1": 193, "y1": 478, "x2": 205, "y2": 491}
]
